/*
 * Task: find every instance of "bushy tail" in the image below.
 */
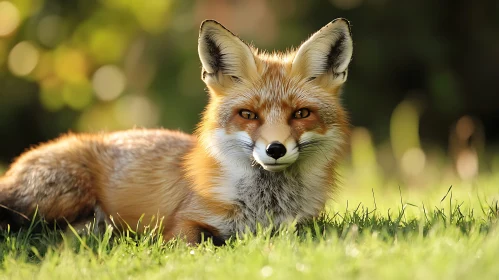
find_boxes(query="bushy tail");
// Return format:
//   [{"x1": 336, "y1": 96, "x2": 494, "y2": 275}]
[{"x1": 0, "y1": 177, "x2": 32, "y2": 231}]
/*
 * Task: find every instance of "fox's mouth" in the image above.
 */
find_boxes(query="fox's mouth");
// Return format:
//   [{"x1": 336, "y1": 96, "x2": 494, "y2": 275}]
[{"x1": 260, "y1": 162, "x2": 291, "y2": 172}]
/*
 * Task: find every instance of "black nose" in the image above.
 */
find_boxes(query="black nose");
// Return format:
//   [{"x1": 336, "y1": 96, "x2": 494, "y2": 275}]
[{"x1": 266, "y1": 142, "x2": 287, "y2": 160}]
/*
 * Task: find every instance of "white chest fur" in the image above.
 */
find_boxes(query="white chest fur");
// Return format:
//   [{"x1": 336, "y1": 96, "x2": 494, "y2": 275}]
[{"x1": 208, "y1": 163, "x2": 331, "y2": 238}]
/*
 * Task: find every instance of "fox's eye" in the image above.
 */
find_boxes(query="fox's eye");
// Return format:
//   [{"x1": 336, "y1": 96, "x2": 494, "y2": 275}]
[
  {"x1": 239, "y1": 109, "x2": 258, "y2": 120},
  {"x1": 293, "y1": 108, "x2": 310, "y2": 119}
]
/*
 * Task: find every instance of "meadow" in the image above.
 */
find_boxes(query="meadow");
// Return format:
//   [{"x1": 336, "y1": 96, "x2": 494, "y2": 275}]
[{"x1": 1, "y1": 152, "x2": 497, "y2": 280}]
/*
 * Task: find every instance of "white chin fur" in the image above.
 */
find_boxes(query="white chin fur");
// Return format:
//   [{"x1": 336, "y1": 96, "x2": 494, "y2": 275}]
[{"x1": 260, "y1": 163, "x2": 291, "y2": 172}]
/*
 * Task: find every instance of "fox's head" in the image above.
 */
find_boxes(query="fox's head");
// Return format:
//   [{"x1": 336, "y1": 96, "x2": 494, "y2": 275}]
[{"x1": 196, "y1": 19, "x2": 353, "y2": 173}]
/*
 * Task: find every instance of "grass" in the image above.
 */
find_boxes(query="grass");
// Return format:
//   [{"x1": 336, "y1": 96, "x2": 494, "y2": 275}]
[{"x1": 0, "y1": 171, "x2": 498, "y2": 279}]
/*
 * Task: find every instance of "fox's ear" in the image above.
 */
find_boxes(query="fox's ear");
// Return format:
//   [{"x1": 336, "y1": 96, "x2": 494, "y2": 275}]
[
  {"x1": 292, "y1": 18, "x2": 353, "y2": 84},
  {"x1": 198, "y1": 20, "x2": 257, "y2": 86}
]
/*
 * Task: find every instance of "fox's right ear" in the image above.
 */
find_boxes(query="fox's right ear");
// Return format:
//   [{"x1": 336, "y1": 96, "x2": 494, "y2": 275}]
[{"x1": 198, "y1": 20, "x2": 258, "y2": 87}]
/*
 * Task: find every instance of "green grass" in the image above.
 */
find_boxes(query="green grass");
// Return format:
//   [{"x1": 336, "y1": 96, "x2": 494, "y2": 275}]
[{"x1": 1, "y1": 173, "x2": 498, "y2": 279}]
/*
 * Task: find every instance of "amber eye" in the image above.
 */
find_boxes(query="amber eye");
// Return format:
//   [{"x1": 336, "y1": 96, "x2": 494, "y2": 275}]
[
  {"x1": 293, "y1": 108, "x2": 310, "y2": 119},
  {"x1": 239, "y1": 109, "x2": 258, "y2": 120}
]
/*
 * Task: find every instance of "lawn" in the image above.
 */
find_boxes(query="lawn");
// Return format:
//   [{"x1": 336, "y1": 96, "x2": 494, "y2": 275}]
[{"x1": 0, "y1": 167, "x2": 497, "y2": 280}]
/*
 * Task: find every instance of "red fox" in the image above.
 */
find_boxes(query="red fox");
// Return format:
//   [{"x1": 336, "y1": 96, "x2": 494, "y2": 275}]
[{"x1": 0, "y1": 19, "x2": 353, "y2": 244}]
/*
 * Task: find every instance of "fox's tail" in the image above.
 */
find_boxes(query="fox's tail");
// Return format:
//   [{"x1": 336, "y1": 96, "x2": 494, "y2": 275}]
[{"x1": 0, "y1": 177, "x2": 32, "y2": 230}]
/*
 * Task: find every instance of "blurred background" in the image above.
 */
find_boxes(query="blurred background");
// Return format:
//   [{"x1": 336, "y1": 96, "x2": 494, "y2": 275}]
[{"x1": 0, "y1": 0, "x2": 498, "y2": 191}]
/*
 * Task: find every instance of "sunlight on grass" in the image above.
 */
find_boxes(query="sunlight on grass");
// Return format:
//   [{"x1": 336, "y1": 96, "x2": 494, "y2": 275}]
[{"x1": 0, "y1": 171, "x2": 497, "y2": 279}]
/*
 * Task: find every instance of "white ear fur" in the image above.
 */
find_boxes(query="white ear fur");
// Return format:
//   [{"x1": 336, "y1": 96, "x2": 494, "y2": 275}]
[
  {"x1": 198, "y1": 20, "x2": 257, "y2": 83},
  {"x1": 292, "y1": 18, "x2": 353, "y2": 81}
]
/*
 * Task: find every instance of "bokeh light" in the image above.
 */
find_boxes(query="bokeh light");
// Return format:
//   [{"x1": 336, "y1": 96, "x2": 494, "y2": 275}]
[
  {"x1": 37, "y1": 15, "x2": 63, "y2": 47},
  {"x1": 0, "y1": 1, "x2": 20, "y2": 37},
  {"x1": 7, "y1": 41, "x2": 39, "y2": 76},
  {"x1": 456, "y1": 116, "x2": 474, "y2": 141},
  {"x1": 102, "y1": 0, "x2": 172, "y2": 33},
  {"x1": 62, "y1": 82, "x2": 93, "y2": 110},
  {"x1": 89, "y1": 28, "x2": 127, "y2": 64},
  {"x1": 449, "y1": 115, "x2": 483, "y2": 179},
  {"x1": 92, "y1": 65, "x2": 126, "y2": 101},
  {"x1": 456, "y1": 149, "x2": 478, "y2": 180},
  {"x1": 390, "y1": 100, "x2": 421, "y2": 160},
  {"x1": 400, "y1": 147, "x2": 426, "y2": 177},
  {"x1": 54, "y1": 47, "x2": 88, "y2": 83},
  {"x1": 114, "y1": 95, "x2": 159, "y2": 128}
]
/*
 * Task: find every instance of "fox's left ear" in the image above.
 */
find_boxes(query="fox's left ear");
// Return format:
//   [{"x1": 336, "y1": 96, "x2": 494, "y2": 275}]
[{"x1": 292, "y1": 18, "x2": 353, "y2": 84}]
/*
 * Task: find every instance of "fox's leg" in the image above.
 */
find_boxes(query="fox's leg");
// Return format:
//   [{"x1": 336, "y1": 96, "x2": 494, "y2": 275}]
[
  {"x1": 66, "y1": 205, "x2": 111, "y2": 235},
  {"x1": 0, "y1": 137, "x2": 100, "y2": 230},
  {"x1": 164, "y1": 219, "x2": 225, "y2": 246}
]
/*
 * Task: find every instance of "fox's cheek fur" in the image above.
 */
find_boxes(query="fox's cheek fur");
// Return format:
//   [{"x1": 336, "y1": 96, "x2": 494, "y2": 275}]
[{"x1": 207, "y1": 129, "x2": 254, "y2": 166}]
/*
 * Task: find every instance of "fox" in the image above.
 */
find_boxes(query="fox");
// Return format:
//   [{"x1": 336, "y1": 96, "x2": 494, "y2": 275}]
[{"x1": 0, "y1": 19, "x2": 353, "y2": 245}]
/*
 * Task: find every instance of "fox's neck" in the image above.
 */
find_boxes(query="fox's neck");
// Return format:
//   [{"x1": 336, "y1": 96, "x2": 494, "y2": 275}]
[
  {"x1": 185, "y1": 142, "x2": 334, "y2": 235},
  {"x1": 219, "y1": 159, "x2": 333, "y2": 234}
]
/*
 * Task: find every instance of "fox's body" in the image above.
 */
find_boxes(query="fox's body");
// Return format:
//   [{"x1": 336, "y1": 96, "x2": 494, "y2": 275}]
[
  {"x1": 0, "y1": 19, "x2": 353, "y2": 244},
  {"x1": 0, "y1": 131, "x2": 194, "y2": 234}
]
